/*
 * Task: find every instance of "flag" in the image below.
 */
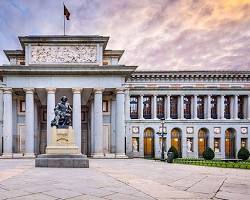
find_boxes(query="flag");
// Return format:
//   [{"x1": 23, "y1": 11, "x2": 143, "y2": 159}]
[{"x1": 64, "y1": 4, "x2": 70, "y2": 20}]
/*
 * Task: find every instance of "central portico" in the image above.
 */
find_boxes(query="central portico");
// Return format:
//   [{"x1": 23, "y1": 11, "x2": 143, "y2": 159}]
[{"x1": 1, "y1": 35, "x2": 137, "y2": 158}]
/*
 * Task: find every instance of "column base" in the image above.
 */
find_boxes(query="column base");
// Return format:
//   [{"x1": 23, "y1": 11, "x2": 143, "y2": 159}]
[
  {"x1": 92, "y1": 153, "x2": 105, "y2": 158},
  {"x1": 24, "y1": 153, "x2": 36, "y2": 158},
  {"x1": 115, "y1": 153, "x2": 128, "y2": 159},
  {"x1": 1, "y1": 153, "x2": 13, "y2": 158}
]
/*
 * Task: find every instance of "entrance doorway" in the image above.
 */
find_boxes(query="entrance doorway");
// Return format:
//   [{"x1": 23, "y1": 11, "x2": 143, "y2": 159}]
[
  {"x1": 144, "y1": 128, "x2": 154, "y2": 158},
  {"x1": 171, "y1": 128, "x2": 182, "y2": 157},
  {"x1": 225, "y1": 128, "x2": 236, "y2": 158},
  {"x1": 198, "y1": 128, "x2": 209, "y2": 157}
]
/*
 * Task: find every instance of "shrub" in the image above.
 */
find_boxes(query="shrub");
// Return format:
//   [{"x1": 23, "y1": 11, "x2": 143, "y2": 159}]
[
  {"x1": 237, "y1": 147, "x2": 250, "y2": 160},
  {"x1": 167, "y1": 146, "x2": 179, "y2": 159},
  {"x1": 202, "y1": 147, "x2": 215, "y2": 160}
]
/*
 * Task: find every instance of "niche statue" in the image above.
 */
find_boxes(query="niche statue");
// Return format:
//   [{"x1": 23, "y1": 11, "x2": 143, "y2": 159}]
[{"x1": 51, "y1": 96, "x2": 72, "y2": 128}]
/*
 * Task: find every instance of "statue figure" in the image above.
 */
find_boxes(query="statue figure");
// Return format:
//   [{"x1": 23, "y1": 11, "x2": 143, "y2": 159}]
[
  {"x1": 187, "y1": 139, "x2": 193, "y2": 152},
  {"x1": 51, "y1": 96, "x2": 72, "y2": 128}
]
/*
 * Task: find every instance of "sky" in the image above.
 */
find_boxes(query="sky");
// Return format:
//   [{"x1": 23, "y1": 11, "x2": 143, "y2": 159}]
[{"x1": 0, "y1": 0, "x2": 250, "y2": 71}]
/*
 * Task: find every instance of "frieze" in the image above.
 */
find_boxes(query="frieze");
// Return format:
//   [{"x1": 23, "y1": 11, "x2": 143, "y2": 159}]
[{"x1": 30, "y1": 45, "x2": 97, "y2": 64}]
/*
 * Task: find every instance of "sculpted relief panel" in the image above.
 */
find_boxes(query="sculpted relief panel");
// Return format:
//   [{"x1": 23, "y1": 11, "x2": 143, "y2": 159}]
[{"x1": 30, "y1": 45, "x2": 97, "y2": 64}]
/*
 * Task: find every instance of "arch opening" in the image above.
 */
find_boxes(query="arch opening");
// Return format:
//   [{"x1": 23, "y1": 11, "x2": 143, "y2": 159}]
[
  {"x1": 171, "y1": 128, "x2": 182, "y2": 157},
  {"x1": 225, "y1": 128, "x2": 236, "y2": 159},
  {"x1": 144, "y1": 128, "x2": 155, "y2": 158},
  {"x1": 198, "y1": 128, "x2": 209, "y2": 157}
]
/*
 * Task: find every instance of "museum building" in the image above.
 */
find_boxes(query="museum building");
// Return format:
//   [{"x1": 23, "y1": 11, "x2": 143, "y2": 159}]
[{"x1": 0, "y1": 35, "x2": 250, "y2": 159}]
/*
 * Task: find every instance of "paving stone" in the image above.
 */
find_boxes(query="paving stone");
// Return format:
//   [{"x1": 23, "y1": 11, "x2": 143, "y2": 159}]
[{"x1": 9, "y1": 193, "x2": 58, "y2": 200}]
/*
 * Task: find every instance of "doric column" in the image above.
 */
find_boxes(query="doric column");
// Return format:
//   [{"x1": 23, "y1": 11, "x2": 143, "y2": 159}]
[
  {"x1": 234, "y1": 95, "x2": 238, "y2": 119},
  {"x1": 193, "y1": 95, "x2": 198, "y2": 119},
  {"x1": 221, "y1": 95, "x2": 225, "y2": 119},
  {"x1": 207, "y1": 95, "x2": 211, "y2": 119},
  {"x1": 3, "y1": 88, "x2": 12, "y2": 156},
  {"x1": 0, "y1": 89, "x2": 3, "y2": 155},
  {"x1": 180, "y1": 95, "x2": 184, "y2": 119},
  {"x1": 153, "y1": 95, "x2": 157, "y2": 119},
  {"x1": 93, "y1": 88, "x2": 104, "y2": 157},
  {"x1": 248, "y1": 95, "x2": 250, "y2": 120},
  {"x1": 46, "y1": 88, "x2": 56, "y2": 146},
  {"x1": 139, "y1": 95, "x2": 144, "y2": 119},
  {"x1": 167, "y1": 95, "x2": 170, "y2": 119},
  {"x1": 73, "y1": 88, "x2": 82, "y2": 151},
  {"x1": 115, "y1": 88, "x2": 127, "y2": 157},
  {"x1": 124, "y1": 89, "x2": 130, "y2": 120},
  {"x1": 90, "y1": 101, "x2": 94, "y2": 155},
  {"x1": 24, "y1": 88, "x2": 35, "y2": 157}
]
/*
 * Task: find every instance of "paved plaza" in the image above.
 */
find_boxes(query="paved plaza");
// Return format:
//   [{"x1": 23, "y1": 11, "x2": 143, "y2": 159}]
[{"x1": 0, "y1": 159, "x2": 249, "y2": 200}]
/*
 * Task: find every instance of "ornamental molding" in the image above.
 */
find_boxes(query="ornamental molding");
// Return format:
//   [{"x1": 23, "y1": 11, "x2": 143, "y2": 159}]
[
  {"x1": 30, "y1": 45, "x2": 97, "y2": 64},
  {"x1": 128, "y1": 72, "x2": 250, "y2": 83}
]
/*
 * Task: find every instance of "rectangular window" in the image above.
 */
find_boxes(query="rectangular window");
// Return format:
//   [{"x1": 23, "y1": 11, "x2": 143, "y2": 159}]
[
  {"x1": 211, "y1": 96, "x2": 218, "y2": 119},
  {"x1": 157, "y1": 96, "x2": 164, "y2": 119},
  {"x1": 170, "y1": 96, "x2": 178, "y2": 119},
  {"x1": 184, "y1": 96, "x2": 191, "y2": 119},
  {"x1": 241, "y1": 138, "x2": 248, "y2": 148},
  {"x1": 102, "y1": 100, "x2": 109, "y2": 112},
  {"x1": 130, "y1": 96, "x2": 138, "y2": 119},
  {"x1": 20, "y1": 100, "x2": 25, "y2": 113},
  {"x1": 132, "y1": 137, "x2": 139, "y2": 152},
  {"x1": 197, "y1": 96, "x2": 204, "y2": 119},
  {"x1": 214, "y1": 138, "x2": 221, "y2": 153},
  {"x1": 143, "y1": 96, "x2": 152, "y2": 119},
  {"x1": 238, "y1": 96, "x2": 244, "y2": 119},
  {"x1": 224, "y1": 96, "x2": 231, "y2": 119}
]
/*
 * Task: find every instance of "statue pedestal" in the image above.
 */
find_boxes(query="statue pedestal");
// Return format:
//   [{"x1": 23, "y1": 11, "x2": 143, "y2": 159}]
[
  {"x1": 46, "y1": 126, "x2": 79, "y2": 154},
  {"x1": 35, "y1": 126, "x2": 89, "y2": 168}
]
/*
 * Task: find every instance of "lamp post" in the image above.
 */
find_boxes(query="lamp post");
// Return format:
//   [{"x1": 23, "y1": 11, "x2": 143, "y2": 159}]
[{"x1": 156, "y1": 118, "x2": 167, "y2": 161}]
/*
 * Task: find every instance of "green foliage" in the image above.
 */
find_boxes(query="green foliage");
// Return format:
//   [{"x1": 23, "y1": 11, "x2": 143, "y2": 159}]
[
  {"x1": 237, "y1": 147, "x2": 250, "y2": 161},
  {"x1": 167, "y1": 146, "x2": 179, "y2": 159},
  {"x1": 202, "y1": 147, "x2": 215, "y2": 160}
]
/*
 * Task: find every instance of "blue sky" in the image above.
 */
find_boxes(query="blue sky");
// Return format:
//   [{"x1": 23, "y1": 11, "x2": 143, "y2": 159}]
[{"x1": 0, "y1": 0, "x2": 250, "y2": 71}]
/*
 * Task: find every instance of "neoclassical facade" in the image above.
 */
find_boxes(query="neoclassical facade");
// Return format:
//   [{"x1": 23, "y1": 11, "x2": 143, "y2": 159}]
[{"x1": 0, "y1": 35, "x2": 250, "y2": 159}]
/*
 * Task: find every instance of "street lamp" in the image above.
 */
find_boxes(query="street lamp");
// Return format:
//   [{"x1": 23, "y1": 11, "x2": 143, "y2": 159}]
[{"x1": 156, "y1": 118, "x2": 167, "y2": 161}]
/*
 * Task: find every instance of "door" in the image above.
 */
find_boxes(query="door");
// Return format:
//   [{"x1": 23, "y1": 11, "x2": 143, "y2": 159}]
[
  {"x1": 144, "y1": 128, "x2": 154, "y2": 158},
  {"x1": 225, "y1": 129, "x2": 236, "y2": 159}
]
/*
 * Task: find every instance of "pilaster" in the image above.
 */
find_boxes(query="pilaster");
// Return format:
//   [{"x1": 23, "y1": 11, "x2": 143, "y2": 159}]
[
  {"x1": 207, "y1": 95, "x2": 211, "y2": 119},
  {"x1": 220, "y1": 95, "x2": 225, "y2": 119},
  {"x1": 193, "y1": 95, "x2": 198, "y2": 119},
  {"x1": 139, "y1": 95, "x2": 144, "y2": 119},
  {"x1": 234, "y1": 95, "x2": 239, "y2": 119}
]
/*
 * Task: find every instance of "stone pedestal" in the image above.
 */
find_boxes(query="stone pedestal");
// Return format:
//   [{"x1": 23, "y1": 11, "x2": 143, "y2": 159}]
[{"x1": 35, "y1": 126, "x2": 89, "y2": 168}]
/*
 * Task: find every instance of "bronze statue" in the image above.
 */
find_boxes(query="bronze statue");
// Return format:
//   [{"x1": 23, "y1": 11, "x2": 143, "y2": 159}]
[{"x1": 51, "y1": 96, "x2": 72, "y2": 128}]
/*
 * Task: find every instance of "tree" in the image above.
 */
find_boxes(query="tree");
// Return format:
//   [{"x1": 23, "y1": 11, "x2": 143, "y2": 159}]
[
  {"x1": 202, "y1": 147, "x2": 215, "y2": 160},
  {"x1": 237, "y1": 147, "x2": 250, "y2": 160},
  {"x1": 167, "y1": 146, "x2": 179, "y2": 159}
]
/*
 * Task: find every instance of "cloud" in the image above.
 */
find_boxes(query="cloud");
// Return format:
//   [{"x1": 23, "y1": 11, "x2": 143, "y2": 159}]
[{"x1": 0, "y1": 0, "x2": 249, "y2": 71}]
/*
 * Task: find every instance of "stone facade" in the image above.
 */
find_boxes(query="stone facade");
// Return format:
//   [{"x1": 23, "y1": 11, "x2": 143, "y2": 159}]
[{"x1": 0, "y1": 35, "x2": 250, "y2": 159}]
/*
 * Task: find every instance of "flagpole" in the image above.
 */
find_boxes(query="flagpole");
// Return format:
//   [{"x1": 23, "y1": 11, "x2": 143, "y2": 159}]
[{"x1": 63, "y1": 3, "x2": 65, "y2": 36}]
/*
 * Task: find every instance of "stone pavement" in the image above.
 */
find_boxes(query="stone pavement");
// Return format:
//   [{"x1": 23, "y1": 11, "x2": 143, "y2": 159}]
[{"x1": 0, "y1": 159, "x2": 249, "y2": 200}]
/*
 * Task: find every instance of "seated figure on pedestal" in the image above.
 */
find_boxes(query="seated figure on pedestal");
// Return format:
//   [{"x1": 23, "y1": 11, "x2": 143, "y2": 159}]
[{"x1": 51, "y1": 96, "x2": 72, "y2": 128}]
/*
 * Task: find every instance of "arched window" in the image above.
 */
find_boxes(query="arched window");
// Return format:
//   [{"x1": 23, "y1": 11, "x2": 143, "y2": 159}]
[
  {"x1": 157, "y1": 96, "x2": 164, "y2": 119},
  {"x1": 130, "y1": 96, "x2": 138, "y2": 119}
]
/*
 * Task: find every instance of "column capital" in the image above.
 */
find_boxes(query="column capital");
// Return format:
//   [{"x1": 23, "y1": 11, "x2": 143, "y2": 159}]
[
  {"x1": 72, "y1": 87, "x2": 82, "y2": 94},
  {"x1": 24, "y1": 88, "x2": 34, "y2": 94},
  {"x1": 116, "y1": 88, "x2": 125, "y2": 94},
  {"x1": 94, "y1": 88, "x2": 104, "y2": 94},
  {"x1": 46, "y1": 87, "x2": 56, "y2": 93},
  {"x1": 3, "y1": 88, "x2": 12, "y2": 94}
]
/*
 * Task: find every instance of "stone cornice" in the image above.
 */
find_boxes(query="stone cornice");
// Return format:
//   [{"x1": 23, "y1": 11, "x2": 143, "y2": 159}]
[
  {"x1": 18, "y1": 35, "x2": 110, "y2": 49},
  {"x1": 0, "y1": 65, "x2": 137, "y2": 76},
  {"x1": 128, "y1": 71, "x2": 250, "y2": 82}
]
